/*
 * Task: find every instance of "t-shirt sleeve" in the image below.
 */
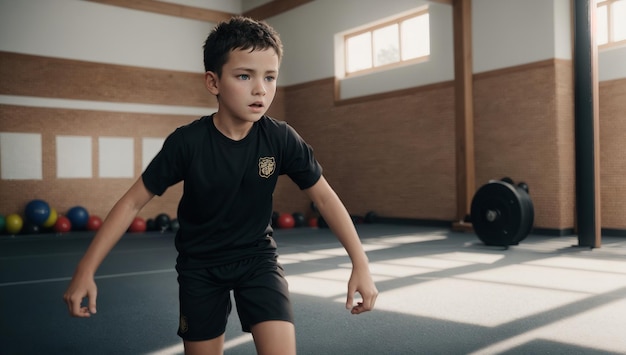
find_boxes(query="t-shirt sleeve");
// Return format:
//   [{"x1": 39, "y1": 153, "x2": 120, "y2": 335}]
[
  {"x1": 281, "y1": 124, "x2": 323, "y2": 190},
  {"x1": 141, "y1": 128, "x2": 186, "y2": 196}
]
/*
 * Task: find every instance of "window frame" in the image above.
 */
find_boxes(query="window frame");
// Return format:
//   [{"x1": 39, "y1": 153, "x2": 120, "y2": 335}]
[
  {"x1": 597, "y1": 0, "x2": 626, "y2": 49},
  {"x1": 343, "y1": 7, "x2": 430, "y2": 77}
]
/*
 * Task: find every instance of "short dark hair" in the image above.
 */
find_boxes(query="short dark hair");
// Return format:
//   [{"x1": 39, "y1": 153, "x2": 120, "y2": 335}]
[{"x1": 203, "y1": 16, "x2": 283, "y2": 76}]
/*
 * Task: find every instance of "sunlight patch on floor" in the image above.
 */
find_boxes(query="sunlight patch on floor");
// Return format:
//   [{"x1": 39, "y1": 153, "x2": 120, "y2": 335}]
[
  {"x1": 279, "y1": 242, "x2": 398, "y2": 265},
  {"x1": 526, "y1": 256, "x2": 626, "y2": 275},
  {"x1": 460, "y1": 263, "x2": 626, "y2": 294},
  {"x1": 369, "y1": 234, "x2": 448, "y2": 245},
  {"x1": 368, "y1": 278, "x2": 588, "y2": 327},
  {"x1": 309, "y1": 243, "x2": 395, "y2": 256},
  {"x1": 287, "y1": 274, "x2": 347, "y2": 298},
  {"x1": 342, "y1": 261, "x2": 436, "y2": 278},
  {"x1": 381, "y1": 255, "x2": 473, "y2": 269},
  {"x1": 432, "y1": 251, "x2": 505, "y2": 264},
  {"x1": 278, "y1": 252, "x2": 335, "y2": 265},
  {"x1": 468, "y1": 298, "x2": 626, "y2": 355}
]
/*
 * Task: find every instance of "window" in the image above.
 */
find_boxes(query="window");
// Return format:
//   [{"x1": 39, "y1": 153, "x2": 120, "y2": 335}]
[
  {"x1": 344, "y1": 8, "x2": 430, "y2": 76},
  {"x1": 597, "y1": 0, "x2": 626, "y2": 47}
]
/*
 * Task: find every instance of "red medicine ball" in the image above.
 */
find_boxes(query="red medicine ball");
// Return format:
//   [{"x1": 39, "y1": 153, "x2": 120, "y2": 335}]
[
  {"x1": 277, "y1": 213, "x2": 295, "y2": 229},
  {"x1": 86, "y1": 215, "x2": 103, "y2": 231},
  {"x1": 54, "y1": 216, "x2": 72, "y2": 233},
  {"x1": 129, "y1": 217, "x2": 147, "y2": 233}
]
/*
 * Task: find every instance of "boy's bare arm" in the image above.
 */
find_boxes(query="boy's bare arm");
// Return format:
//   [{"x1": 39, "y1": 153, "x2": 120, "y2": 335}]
[
  {"x1": 63, "y1": 177, "x2": 155, "y2": 317},
  {"x1": 304, "y1": 176, "x2": 378, "y2": 314}
]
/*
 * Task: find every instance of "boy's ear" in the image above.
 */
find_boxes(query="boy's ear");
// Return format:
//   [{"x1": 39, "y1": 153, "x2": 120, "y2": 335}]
[{"x1": 204, "y1": 71, "x2": 219, "y2": 96}]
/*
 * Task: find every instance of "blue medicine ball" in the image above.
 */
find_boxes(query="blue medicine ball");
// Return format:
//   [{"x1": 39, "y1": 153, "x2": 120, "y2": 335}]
[
  {"x1": 66, "y1": 206, "x2": 90, "y2": 230},
  {"x1": 24, "y1": 199, "x2": 51, "y2": 226}
]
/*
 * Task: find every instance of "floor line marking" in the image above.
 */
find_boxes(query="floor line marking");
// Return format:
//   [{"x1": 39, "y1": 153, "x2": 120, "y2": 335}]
[
  {"x1": 0, "y1": 268, "x2": 175, "y2": 287},
  {"x1": 145, "y1": 333, "x2": 253, "y2": 355},
  {"x1": 224, "y1": 333, "x2": 254, "y2": 349}
]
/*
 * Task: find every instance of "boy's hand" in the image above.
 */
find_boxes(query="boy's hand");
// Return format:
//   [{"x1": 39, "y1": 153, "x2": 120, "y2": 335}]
[
  {"x1": 63, "y1": 274, "x2": 98, "y2": 317},
  {"x1": 346, "y1": 267, "x2": 378, "y2": 314}
]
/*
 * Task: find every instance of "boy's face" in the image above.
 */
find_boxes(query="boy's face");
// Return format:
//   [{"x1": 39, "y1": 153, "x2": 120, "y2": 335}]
[{"x1": 206, "y1": 48, "x2": 279, "y2": 124}]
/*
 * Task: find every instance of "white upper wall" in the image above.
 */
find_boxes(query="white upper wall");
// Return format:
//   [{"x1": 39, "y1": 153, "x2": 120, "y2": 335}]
[
  {"x1": 267, "y1": 0, "x2": 430, "y2": 87},
  {"x1": 0, "y1": 0, "x2": 212, "y2": 73},
  {"x1": 600, "y1": 46, "x2": 626, "y2": 81},
  {"x1": 337, "y1": 3, "x2": 454, "y2": 99},
  {"x1": 473, "y1": 0, "x2": 624, "y2": 81},
  {"x1": 473, "y1": 0, "x2": 565, "y2": 73},
  {"x1": 265, "y1": 0, "x2": 452, "y2": 98},
  {"x1": 269, "y1": 0, "x2": 623, "y2": 93},
  {"x1": 0, "y1": 0, "x2": 623, "y2": 94},
  {"x1": 553, "y1": 0, "x2": 573, "y2": 60}
]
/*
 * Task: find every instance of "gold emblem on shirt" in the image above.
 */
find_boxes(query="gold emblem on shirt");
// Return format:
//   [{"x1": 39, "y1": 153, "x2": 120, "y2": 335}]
[{"x1": 259, "y1": 157, "x2": 276, "y2": 178}]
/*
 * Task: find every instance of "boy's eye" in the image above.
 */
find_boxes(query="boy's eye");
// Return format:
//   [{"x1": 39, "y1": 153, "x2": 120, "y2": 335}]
[
  {"x1": 265, "y1": 76, "x2": 276, "y2": 82},
  {"x1": 238, "y1": 74, "x2": 250, "y2": 80}
]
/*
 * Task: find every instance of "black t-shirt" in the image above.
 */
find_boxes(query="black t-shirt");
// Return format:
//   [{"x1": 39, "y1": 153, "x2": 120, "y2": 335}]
[{"x1": 142, "y1": 114, "x2": 322, "y2": 269}]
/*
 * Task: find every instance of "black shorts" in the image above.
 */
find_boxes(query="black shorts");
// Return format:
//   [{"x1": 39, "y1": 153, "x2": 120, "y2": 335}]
[{"x1": 176, "y1": 255, "x2": 293, "y2": 341}]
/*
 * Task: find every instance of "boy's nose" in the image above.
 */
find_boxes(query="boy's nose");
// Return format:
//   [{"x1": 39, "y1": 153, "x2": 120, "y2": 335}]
[{"x1": 253, "y1": 81, "x2": 267, "y2": 95}]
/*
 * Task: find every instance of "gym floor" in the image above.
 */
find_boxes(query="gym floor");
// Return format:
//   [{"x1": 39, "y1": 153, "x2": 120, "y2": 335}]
[{"x1": 1, "y1": 224, "x2": 625, "y2": 355}]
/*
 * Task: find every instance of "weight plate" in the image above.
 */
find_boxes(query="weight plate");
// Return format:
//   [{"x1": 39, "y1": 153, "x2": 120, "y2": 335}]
[
  {"x1": 513, "y1": 186, "x2": 534, "y2": 244},
  {"x1": 471, "y1": 180, "x2": 529, "y2": 246}
]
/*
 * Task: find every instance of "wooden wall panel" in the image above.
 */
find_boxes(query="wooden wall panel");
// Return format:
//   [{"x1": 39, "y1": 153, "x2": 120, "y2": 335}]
[
  {"x1": 243, "y1": 0, "x2": 314, "y2": 20},
  {"x1": 0, "y1": 51, "x2": 215, "y2": 107},
  {"x1": 554, "y1": 59, "x2": 577, "y2": 231}
]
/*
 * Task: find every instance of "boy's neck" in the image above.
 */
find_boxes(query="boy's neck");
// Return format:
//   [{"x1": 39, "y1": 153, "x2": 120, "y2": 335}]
[{"x1": 212, "y1": 113, "x2": 255, "y2": 141}]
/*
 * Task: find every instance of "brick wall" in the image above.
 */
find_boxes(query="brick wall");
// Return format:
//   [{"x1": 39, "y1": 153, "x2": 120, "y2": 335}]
[
  {"x1": 599, "y1": 78, "x2": 626, "y2": 230},
  {"x1": 275, "y1": 59, "x2": 625, "y2": 233},
  {"x1": 2, "y1": 51, "x2": 625, "y2": 232},
  {"x1": 472, "y1": 59, "x2": 575, "y2": 230},
  {"x1": 273, "y1": 78, "x2": 458, "y2": 221},
  {"x1": 0, "y1": 105, "x2": 192, "y2": 220}
]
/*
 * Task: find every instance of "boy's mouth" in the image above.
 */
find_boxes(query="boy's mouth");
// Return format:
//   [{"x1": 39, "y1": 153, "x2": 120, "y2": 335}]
[{"x1": 250, "y1": 102, "x2": 264, "y2": 108}]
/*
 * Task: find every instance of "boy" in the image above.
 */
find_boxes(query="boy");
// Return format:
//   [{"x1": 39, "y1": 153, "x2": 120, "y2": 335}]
[{"x1": 63, "y1": 16, "x2": 378, "y2": 355}]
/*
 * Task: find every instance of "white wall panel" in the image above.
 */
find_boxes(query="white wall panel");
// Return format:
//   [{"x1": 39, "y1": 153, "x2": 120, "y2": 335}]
[
  {"x1": 56, "y1": 136, "x2": 92, "y2": 178},
  {"x1": 98, "y1": 137, "x2": 134, "y2": 178},
  {"x1": 142, "y1": 137, "x2": 165, "y2": 172},
  {"x1": 0, "y1": 133, "x2": 42, "y2": 180}
]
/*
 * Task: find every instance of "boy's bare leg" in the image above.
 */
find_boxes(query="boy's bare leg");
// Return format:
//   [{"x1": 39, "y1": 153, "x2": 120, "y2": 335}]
[
  {"x1": 251, "y1": 320, "x2": 296, "y2": 355},
  {"x1": 183, "y1": 334, "x2": 225, "y2": 355}
]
